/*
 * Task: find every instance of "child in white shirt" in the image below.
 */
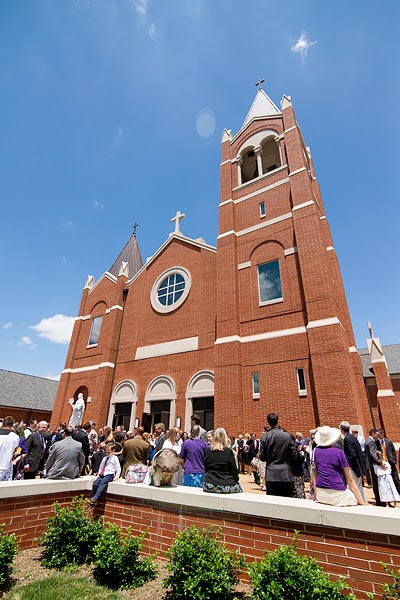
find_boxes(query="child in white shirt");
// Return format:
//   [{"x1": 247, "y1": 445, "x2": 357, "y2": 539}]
[
  {"x1": 87, "y1": 443, "x2": 120, "y2": 506},
  {"x1": 374, "y1": 451, "x2": 400, "y2": 507}
]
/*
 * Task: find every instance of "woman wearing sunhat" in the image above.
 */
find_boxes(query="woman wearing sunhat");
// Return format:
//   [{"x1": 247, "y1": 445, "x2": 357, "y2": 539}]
[{"x1": 312, "y1": 426, "x2": 366, "y2": 507}]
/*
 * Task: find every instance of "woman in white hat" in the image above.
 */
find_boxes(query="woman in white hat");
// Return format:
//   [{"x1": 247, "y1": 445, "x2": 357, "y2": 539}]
[{"x1": 312, "y1": 426, "x2": 366, "y2": 507}]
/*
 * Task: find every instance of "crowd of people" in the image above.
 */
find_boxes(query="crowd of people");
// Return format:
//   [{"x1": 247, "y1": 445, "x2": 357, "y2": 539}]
[{"x1": 1, "y1": 412, "x2": 399, "y2": 509}]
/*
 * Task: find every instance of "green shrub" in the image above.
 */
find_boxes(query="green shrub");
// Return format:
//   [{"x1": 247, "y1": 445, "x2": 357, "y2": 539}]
[
  {"x1": 163, "y1": 525, "x2": 245, "y2": 599},
  {"x1": 0, "y1": 524, "x2": 18, "y2": 589},
  {"x1": 93, "y1": 523, "x2": 156, "y2": 589},
  {"x1": 39, "y1": 496, "x2": 103, "y2": 569},
  {"x1": 248, "y1": 532, "x2": 356, "y2": 600},
  {"x1": 367, "y1": 563, "x2": 400, "y2": 599}
]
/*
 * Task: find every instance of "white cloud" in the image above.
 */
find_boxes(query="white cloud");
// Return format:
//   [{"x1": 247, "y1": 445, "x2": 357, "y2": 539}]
[
  {"x1": 112, "y1": 126, "x2": 125, "y2": 146},
  {"x1": 92, "y1": 200, "x2": 105, "y2": 210},
  {"x1": 30, "y1": 314, "x2": 75, "y2": 344},
  {"x1": 61, "y1": 219, "x2": 74, "y2": 228},
  {"x1": 11, "y1": 336, "x2": 37, "y2": 350},
  {"x1": 134, "y1": 1, "x2": 147, "y2": 16},
  {"x1": 148, "y1": 23, "x2": 156, "y2": 39},
  {"x1": 45, "y1": 373, "x2": 61, "y2": 381},
  {"x1": 291, "y1": 32, "x2": 317, "y2": 60},
  {"x1": 3, "y1": 322, "x2": 13, "y2": 330}
]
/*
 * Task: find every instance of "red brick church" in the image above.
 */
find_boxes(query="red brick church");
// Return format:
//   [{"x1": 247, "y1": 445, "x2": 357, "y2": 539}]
[{"x1": 51, "y1": 89, "x2": 400, "y2": 439}]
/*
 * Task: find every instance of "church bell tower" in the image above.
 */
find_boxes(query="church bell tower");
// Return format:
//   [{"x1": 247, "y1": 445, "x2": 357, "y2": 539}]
[{"x1": 214, "y1": 86, "x2": 371, "y2": 434}]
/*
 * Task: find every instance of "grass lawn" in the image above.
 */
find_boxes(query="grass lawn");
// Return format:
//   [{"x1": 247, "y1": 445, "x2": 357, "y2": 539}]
[{"x1": 5, "y1": 575, "x2": 123, "y2": 599}]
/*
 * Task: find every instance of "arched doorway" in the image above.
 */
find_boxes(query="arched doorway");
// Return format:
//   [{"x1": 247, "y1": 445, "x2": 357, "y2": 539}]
[
  {"x1": 143, "y1": 376, "x2": 176, "y2": 433},
  {"x1": 185, "y1": 371, "x2": 214, "y2": 432},
  {"x1": 108, "y1": 380, "x2": 137, "y2": 431}
]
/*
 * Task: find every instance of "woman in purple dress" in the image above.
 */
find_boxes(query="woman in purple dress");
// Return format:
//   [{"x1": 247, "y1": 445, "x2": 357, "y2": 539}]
[{"x1": 180, "y1": 426, "x2": 208, "y2": 487}]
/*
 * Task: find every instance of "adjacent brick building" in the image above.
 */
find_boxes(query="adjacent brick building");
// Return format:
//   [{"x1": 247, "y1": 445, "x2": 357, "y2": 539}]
[{"x1": 51, "y1": 89, "x2": 400, "y2": 439}]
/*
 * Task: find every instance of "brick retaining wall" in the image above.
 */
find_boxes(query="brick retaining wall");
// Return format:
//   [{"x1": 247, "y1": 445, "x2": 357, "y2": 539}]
[{"x1": 1, "y1": 478, "x2": 399, "y2": 599}]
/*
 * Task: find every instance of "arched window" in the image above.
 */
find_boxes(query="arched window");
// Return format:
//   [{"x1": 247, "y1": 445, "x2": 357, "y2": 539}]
[
  {"x1": 240, "y1": 146, "x2": 258, "y2": 184},
  {"x1": 108, "y1": 380, "x2": 137, "y2": 431},
  {"x1": 261, "y1": 136, "x2": 282, "y2": 173}
]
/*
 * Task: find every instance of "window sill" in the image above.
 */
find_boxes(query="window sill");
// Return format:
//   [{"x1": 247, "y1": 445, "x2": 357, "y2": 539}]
[
  {"x1": 259, "y1": 298, "x2": 283, "y2": 307},
  {"x1": 253, "y1": 394, "x2": 260, "y2": 400},
  {"x1": 260, "y1": 214, "x2": 266, "y2": 219},
  {"x1": 86, "y1": 344, "x2": 98, "y2": 349},
  {"x1": 234, "y1": 164, "x2": 288, "y2": 191},
  {"x1": 298, "y1": 390, "x2": 307, "y2": 397}
]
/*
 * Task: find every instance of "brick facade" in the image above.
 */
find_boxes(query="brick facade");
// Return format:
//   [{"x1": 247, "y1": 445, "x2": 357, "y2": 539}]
[
  {"x1": 2, "y1": 479, "x2": 400, "y2": 599},
  {"x1": 51, "y1": 89, "x2": 382, "y2": 437}
]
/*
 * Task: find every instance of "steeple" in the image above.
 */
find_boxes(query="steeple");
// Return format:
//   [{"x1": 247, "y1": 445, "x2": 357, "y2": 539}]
[
  {"x1": 241, "y1": 88, "x2": 280, "y2": 130},
  {"x1": 109, "y1": 229, "x2": 143, "y2": 279}
]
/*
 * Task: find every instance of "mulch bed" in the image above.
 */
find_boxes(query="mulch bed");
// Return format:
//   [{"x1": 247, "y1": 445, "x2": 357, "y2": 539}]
[{"x1": 5, "y1": 546, "x2": 251, "y2": 599}]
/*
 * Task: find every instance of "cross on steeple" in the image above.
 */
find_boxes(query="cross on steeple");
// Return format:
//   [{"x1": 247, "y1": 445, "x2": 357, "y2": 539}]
[
  {"x1": 171, "y1": 210, "x2": 185, "y2": 234},
  {"x1": 132, "y1": 222, "x2": 139, "y2": 236},
  {"x1": 255, "y1": 78, "x2": 265, "y2": 90}
]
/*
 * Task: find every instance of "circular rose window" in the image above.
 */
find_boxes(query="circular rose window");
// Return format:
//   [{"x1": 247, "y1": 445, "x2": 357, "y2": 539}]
[{"x1": 150, "y1": 267, "x2": 191, "y2": 314}]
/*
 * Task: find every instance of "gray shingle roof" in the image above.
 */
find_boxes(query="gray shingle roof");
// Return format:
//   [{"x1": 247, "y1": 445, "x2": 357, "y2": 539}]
[
  {"x1": 358, "y1": 344, "x2": 400, "y2": 378},
  {"x1": 109, "y1": 233, "x2": 143, "y2": 279},
  {"x1": 0, "y1": 370, "x2": 58, "y2": 412}
]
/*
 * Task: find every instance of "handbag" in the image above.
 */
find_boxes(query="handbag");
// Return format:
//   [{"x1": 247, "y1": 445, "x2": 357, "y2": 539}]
[
  {"x1": 251, "y1": 457, "x2": 259, "y2": 471},
  {"x1": 125, "y1": 463, "x2": 148, "y2": 484}
]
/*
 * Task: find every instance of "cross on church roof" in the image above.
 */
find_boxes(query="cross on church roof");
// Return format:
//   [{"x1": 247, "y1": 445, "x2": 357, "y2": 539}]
[
  {"x1": 171, "y1": 210, "x2": 185, "y2": 234},
  {"x1": 132, "y1": 222, "x2": 138, "y2": 236},
  {"x1": 255, "y1": 78, "x2": 265, "y2": 90}
]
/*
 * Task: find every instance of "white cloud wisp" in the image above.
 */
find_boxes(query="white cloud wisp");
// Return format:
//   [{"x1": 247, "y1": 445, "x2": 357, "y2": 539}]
[
  {"x1": 291, "y1": 32, "x2": 317, "y2": 61},
  {"x1": 30, "y1": 314, "x2": 75, "y2": 344}
]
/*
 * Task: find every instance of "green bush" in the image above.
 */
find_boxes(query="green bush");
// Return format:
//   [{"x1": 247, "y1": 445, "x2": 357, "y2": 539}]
[
  {"x1": 0, "y1": 524, "x2": 18, "y2": 589},
  {"x1": 163, "y1": 525, "x2": 245, "y2": 599},
  {"x1": 39, "y1": 496, "x2": 103, "y2": 569},
  {"x1": 93, "y1": 523, "x2": 156, "y2": 589},
  {"x1": 367, "y1": 563, "x2": 400, "y2": 599},
  {"x1": 248, "y1": 533, "x2": 356, "y2": 600}
]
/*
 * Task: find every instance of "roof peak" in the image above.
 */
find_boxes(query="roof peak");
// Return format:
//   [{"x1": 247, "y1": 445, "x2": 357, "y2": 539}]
[
  {"x1": 109, "y1": 231, "x2": 143, "y2": 279},
  {"x1": 241, "y1": 88, "x2": 281, "y2": 130}
]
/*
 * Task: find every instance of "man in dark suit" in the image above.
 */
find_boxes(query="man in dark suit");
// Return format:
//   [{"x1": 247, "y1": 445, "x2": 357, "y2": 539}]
[
  {"x1": 259, "y1": 412, "x2": 297, "y2": 497},
  {"x1": 377, "y1": 429, "x2": 400, "y2": 495},
  {"x1": 340, "y1": 421, "x2": 367, "y2": 503},
  {"x1": 72, "y1": 423, "x2": 91, "y2": 475},
  {"x1": 24, "y1": 429, "x2": 43, "y2": 479},
  {"x1": 365, "y1": 428, "x2": 387, "y2": 506}
]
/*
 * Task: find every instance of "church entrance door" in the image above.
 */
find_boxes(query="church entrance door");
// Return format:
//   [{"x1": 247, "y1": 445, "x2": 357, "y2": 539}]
[
  {"x1": 192, "y1": 397, "x2": 214, "y2": 431},
  {"x1": 112, "y1": 402, "x2": 132, "y2": 431},
  {"x1": 142, "y1": 400, "x2": 170, "y2": 433}
]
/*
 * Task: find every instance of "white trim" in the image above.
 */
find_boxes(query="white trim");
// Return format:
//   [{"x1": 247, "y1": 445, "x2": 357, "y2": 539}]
[
  {"x1": 217, "y1": 229, "x2": 236, "y2": 239},
  {"x1": 289, "y1": 167, "x2": 307, "y2": 177},
  {"x1": 307, "y1": 317, "x2": 341, "y2": 329},
  {"x1": 232, "y1": 176, "x2": 289, "y2": 203},
  {"x1": 327, "y1": 246, "x2": 334, "y2": 252},
  {"x1": 105, "y1": 305, "x2": 123, "y2": 313},
  {"x1": 252, "y1": 393, "x2": 260, "y2": 400},
  {"x1": 377, "y1": 389, "x2": 396, "y2": 398},
  {"x1": 135, "y1": 336, "x2": 198, "y2": 360},
  {"x1": 219, "y1": 198, "x2": 233, "y2": 207},
  {"x1": 231, "y1": 114, "x2": 283, "y2": 143},
  {"x1": 238, "y1": 261, "x2": 251, "y2": 270},
  {"x1": 292, "y1": 200, "x2": 314, "y2": 211},
  {"x1": 75, "y1": 315, "x2": 90, "y2": 322},
  {"x1": 215, "y1": 326, "x2": 307, "y2": 346},
  {"x1": 88, "y1": 272, "x2": 117, "y2": 294},
  {"x1": 320, "y1": 216, "x2": 326, "y2": 220},
  {"x1": 348, "y1": 346, "x2": 358, "y2": 353},
  {"x1": 218, "y1": 212, "x2": 292, "y2": 240},
  {"x1": 284, "y1": 247, "x2": 298, "y2": 256},
  {"x1": 232, "y1": 167, "x2": 288, "y2": 193},
  {"x1": 259, "y1": 297, "x2": 283, "y2": 307},
  {"x1": 220, "y1": 159, "x2": 231, "y2": 166},
  {"x1": 62, "y1": 362, "x2": 115, "y2": 374},
  {"x1": 284, "y1": 125, "x2": 297, "y2": 133},
  {"x1": 127, "y1": 233, "x2": 216, "y2": 286},
  {"x1": 371, "y1": 358, "x2": 387, "y2": 364},
  {"x1": 86, "y1": 343, "x2": 98, "y2": 349}
]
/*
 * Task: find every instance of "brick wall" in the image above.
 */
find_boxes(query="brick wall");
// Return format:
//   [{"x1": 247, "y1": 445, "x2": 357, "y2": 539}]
[{"x1": 1, "y1": 480, "x2": 400, "y2": 599}]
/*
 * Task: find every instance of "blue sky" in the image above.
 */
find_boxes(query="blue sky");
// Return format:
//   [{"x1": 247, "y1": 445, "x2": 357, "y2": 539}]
[{"x1": 1, "y1": 0, "x2": 399, "y2": 380}]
